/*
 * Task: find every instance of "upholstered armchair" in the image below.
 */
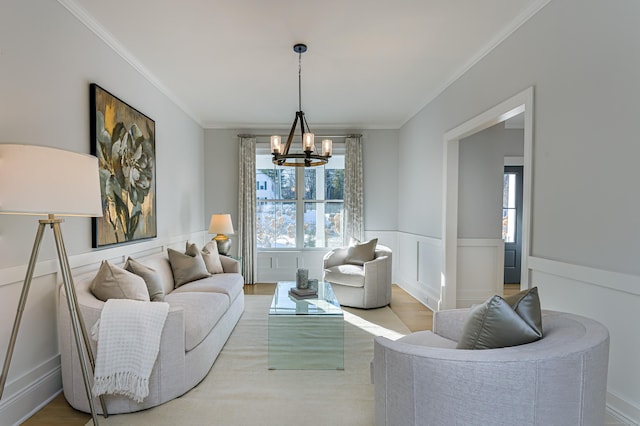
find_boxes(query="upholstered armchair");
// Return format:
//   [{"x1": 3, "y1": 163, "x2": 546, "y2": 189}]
[
  {"x1": 322, "y1": 242, "x2": 392, "y2": 309},
  {"x1": 373, "y1": 308, "x2": 610, "y2": 426}
]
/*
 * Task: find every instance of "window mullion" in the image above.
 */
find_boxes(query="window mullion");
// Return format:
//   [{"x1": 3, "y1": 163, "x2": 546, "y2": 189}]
[{"x1": 296, "y1": 167, "x2": 304, "y2": 249}]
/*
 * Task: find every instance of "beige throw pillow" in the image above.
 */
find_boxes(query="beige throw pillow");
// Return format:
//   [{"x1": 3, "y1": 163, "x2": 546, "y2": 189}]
[
  {"x1": 345, "y1": 238, "x2": 378, "y2": 265},
  {"x1": 456, "y1": 288, "x2": 543, "y2": 350},
  {"x1": 168, "y1": 246, "x2": 210, "y2": 288},
  {"x1": 90, "y1": 260, "x2": 150, "y2": 302},
  {"x1": 124, "y1": 257, "x2": 165, "y2": 302},
  {"x1": 201, "y1": 241, "x2": 224, "y2": 274}
]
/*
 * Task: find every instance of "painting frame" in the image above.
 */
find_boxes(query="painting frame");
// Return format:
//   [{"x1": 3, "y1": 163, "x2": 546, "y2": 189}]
[{"x1": 90, "y1": 83, "x2": 157, "y2": 248}]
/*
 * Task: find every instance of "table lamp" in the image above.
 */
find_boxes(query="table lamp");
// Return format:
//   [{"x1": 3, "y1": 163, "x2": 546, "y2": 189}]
[
  {"x1": 208, "y1": 214, "x2": 234, "y2": 255},
  {"x1": 0, "y1": 144, "x2": 107, "y2": 424}
]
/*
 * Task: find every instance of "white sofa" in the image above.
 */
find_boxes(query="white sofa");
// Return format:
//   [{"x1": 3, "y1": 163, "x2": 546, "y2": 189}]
[
  {"x1": 58, "y1": 251, "x2": 244, "y2": 414},
  {"x1": 373, "y1": 308, "x2": 610, "y2": 425}
]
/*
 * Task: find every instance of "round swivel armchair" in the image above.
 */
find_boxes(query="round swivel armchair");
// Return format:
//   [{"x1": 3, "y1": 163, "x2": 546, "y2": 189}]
[{"x1": 322, "y1": 242, "x2": 392, "y2": 309}]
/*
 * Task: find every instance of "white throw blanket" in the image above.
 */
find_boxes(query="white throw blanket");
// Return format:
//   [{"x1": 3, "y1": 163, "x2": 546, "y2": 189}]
[{"x1": 91, "y1": 299, "x2": 169, "y2": 403}]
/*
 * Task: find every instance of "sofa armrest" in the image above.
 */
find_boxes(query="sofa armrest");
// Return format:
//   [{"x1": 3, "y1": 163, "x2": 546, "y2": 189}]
[
  {"x1": 433, "y1": 308, "x2": 471, "y2": 342},
  {"x1": 219, "y1": 255, "x2": 240, "y2": 273},
  {"x1": 323, "y1": 247, "x2": 349, "y2": 269},
  {"x1": 59, "y1": 285, "x2": 189, "y2": 413},
  {"x1": 363, "y1": 255, "x2": 391, "y2": 283}
]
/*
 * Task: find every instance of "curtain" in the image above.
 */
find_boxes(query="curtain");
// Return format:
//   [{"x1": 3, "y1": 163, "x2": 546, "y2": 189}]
[
  {"x1": 343, "y1": 136, "x2": 364, "y2": 245},
  {"x1": 238, "y1": 136, "x2": 257, "y2": 284}
]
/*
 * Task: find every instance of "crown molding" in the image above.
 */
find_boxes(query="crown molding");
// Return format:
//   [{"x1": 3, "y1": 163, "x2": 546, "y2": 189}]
[
  {"x1": 402, "y1": 0, "x2": 552, "y2": 127},
  {"x1": 56, "y1": 0, "x2": 203, "y2": 127}
]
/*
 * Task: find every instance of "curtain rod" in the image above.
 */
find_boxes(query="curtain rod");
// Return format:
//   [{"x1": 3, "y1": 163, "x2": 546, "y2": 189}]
[{"x1": 238, "y1": 133, "x2": 362, "y2": 139}]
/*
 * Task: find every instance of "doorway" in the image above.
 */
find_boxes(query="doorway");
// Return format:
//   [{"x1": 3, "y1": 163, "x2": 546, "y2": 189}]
[{"x1": 441, "y1": 87, "x2": 534, "y2": 310}]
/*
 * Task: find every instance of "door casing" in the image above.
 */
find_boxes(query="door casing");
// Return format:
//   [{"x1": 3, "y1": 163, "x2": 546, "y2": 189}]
[{"x1": 441, "y1": 87, "x2": 534, "y2": 310}]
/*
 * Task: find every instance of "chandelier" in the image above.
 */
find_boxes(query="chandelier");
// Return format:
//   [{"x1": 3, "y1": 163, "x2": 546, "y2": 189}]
[{"x1": 270, "y1": 43, "x2": 332, "y2": 167}]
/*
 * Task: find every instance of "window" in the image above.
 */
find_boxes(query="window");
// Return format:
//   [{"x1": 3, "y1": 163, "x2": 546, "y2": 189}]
[{"x1": 256, "y1": 149, "x2": 345, "y2": 249}]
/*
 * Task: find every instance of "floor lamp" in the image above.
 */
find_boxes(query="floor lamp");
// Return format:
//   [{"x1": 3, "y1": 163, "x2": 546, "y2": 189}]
[{"x1": 0, "y1": 144, "x2": 107, "y2": 425}]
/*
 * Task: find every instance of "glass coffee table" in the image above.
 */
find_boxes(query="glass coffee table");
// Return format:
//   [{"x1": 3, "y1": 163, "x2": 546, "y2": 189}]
[{"x1": 268, "y1": 281, "x2": 344, "y2": 370}]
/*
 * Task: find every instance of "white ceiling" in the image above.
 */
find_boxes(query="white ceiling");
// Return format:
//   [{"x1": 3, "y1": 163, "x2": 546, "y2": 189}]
[{"x1": 60, "y1": 0, "x2": 547, "y2": 129}]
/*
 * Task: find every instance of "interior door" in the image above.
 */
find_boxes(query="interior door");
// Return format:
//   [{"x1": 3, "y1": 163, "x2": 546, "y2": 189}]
[{"x1": 503, "y1": 166, "x2": 523, "y2": 284}]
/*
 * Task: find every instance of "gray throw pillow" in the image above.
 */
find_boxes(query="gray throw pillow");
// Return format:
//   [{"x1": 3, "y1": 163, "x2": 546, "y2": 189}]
[
  {"x1": 345, "y1": 238, "x2": 378, "y2": 265},
  {"x1": 168, "y1": 246, "x2": 210, "y2": 288},
  {"x1": 456, "y1": 292, "x2": 543, "y2": 350},
  {"x1": 503, "y1": 286, "x2": 543, "y2": 337},
  {"x1": 201, "y1": 241, "x2": 224, "y2": 274},
  {"x1": 124, "y1": 257, "x2": 165, "y2": 302},
  {"x1": 90, "y1": 260, "x2": 150, "y2": 302}
]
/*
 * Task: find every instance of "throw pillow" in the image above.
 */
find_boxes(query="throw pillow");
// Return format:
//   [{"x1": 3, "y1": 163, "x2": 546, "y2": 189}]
[
  {"x1": 503, "y1": 286, "x2": 543, "y2": 337},
  {"x1": 201, "y1": 241, "x2": 224, "y2": 274},
  {"x1": 90, "y1": 260, "x2": 150, "y2": 302},
  {"x1": 344, "y1": 238, "x2": 378, "y2": 266},
  {"x1": 168, "y1": 246, "x2": 210, "y2": 288},
  {"x1": 456, "y1": 292, "x2": 543, "y2": 350},
  {"x1": 124, "y1": 257, "x2": 165, "y2": 302}
]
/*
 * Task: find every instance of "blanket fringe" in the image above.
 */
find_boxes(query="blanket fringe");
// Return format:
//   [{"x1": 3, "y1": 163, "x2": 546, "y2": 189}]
[{"x1": 93, "y1": 371, "x2": 149, "y2": 403}]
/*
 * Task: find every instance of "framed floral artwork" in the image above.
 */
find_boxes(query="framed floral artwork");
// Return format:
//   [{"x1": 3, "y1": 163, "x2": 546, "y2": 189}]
[{"x1": 90, "y1": 83, "x2": 157, "y2": 247}]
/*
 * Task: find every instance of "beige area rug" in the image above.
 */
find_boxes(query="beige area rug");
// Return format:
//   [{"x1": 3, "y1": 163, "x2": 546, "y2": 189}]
[{"x1": 88, "y1": 295, "x2": 410, "y2": 426}]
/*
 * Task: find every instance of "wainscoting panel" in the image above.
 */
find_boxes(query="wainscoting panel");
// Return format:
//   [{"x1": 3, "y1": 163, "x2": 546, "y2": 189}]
[
  {"x1": 256, "y1": 251, "x2": 328, "y2": 283},
  {"x1": 529, "y1": 256, "x2": 640, "y2": 425},
  {"x1": 256, "y1": 231, "x2": 399, "y2": 285},
  {"x1": 456, "y1": 238, "x2": 504, "y2": 308},
  {"x1": 394, "y1": 232, "x2": 441, "y2": 311}
]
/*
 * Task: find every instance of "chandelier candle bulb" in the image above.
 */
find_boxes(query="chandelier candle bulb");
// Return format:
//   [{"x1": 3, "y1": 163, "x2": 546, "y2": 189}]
[
  {"x1": 322, "y1": 139, "x2": 333, "y2": 156},
  {"x1": 303, "y1": 133, "x2": 315, "y2": 152},
  {"x1": 270, "y1": 135, "x2": 282, "y2": 154}
]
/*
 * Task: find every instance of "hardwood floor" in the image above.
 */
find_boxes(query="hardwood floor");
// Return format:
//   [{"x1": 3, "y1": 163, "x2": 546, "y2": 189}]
[{"x1": 21, "y1": 283, "x2": 433, "y2": 425}]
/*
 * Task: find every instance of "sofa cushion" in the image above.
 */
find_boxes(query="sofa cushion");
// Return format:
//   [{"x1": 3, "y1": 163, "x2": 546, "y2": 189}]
[
  {"x1": 503, "y1": 286, "x2": 543, "y2": 337},
  {"x1": 201, "y1": 241, "x2": 224, "y2": 274},
  {"x1": 171, "y1": 273, "x2": 244, "y2": 303},
  {"x1": 397, "y1": 330, "x2": 457, "y2": 349},
  {"x1": 124, "y1": 257, "x2": 165, "y2": 302},
  {"x1": 168, "y1": 247, "x2": 210, "y2": 288},
  {"x1": 345, "y1": 238, "x2": 378, "y2": 266},
  {"x1": 456, "y1": 294, "x2": 543, "y2": 350},
  {"x1": 90, "y1": 261, "x2": 150, "y2": 302},
  {"x1": 323, "y1": 264, "x2": 365, "y2": 287},
  {"x1": 164, "y1": 292, "x2": 229, "y2": 351}
]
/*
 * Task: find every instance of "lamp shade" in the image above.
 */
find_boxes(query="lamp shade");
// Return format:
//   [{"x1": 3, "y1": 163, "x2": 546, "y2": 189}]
[
  {"x1": 0, "y1": 144, "x2": 102, "y2": 217},
  {"x1": 208, "y1": 214, "x2": 234, "y2": 235}
]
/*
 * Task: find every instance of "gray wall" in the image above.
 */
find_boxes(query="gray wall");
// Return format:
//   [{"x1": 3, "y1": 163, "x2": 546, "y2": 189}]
[
  {"x1": 399, "y1": 0, "x2": 640, "y2": 275},
  {"x1": 397, "y1": 0, "x2": 640, "y2": 416},
  {"x1": 458, "y1": 125, "x2": 524, "y2": 238},
  {"x1": 0, "y1": 0, "x2": 205, "y2": 417}
]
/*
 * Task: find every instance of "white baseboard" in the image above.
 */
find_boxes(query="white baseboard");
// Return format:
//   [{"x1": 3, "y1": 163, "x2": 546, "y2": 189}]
[
  {"x1": 0, "y1": 365, "x2": 61, "y2": 426},
  {"x1": 607, "y1": 392, "x2": 640, "y2": 425}
]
